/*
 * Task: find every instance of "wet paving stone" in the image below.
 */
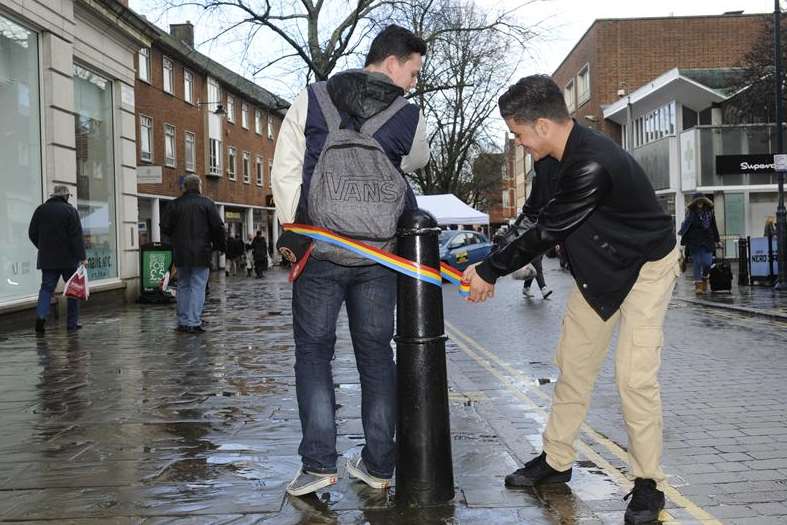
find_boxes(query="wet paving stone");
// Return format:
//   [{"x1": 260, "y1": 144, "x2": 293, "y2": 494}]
[{"x1": 5, "y1": 264, "x2": 781, "y2": 522}]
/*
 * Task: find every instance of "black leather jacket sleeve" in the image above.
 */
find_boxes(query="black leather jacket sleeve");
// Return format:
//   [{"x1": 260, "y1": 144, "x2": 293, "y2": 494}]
[{"x1": 476, "y1": 160, "x2": 612, "y2": 283}]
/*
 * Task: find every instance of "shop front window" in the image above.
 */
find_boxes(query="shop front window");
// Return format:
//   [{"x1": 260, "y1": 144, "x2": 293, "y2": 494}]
[
  {"x1": 74, "y1": 63, "x2": 117, "y2": 281},
  {"x1": 0, "y1": 14, "x2": 41, "y2": 303}
]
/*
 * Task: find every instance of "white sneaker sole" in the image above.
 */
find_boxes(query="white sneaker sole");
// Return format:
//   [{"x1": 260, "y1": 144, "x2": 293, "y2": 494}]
[
  {"x1": 286, "y1": 472, "x2": 337, "y2": 496},
  {"x1": 346, "y1": 460, "x2": 391, "y2": 489}
]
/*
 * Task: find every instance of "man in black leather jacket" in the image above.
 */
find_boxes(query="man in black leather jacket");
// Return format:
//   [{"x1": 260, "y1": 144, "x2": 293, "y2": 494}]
[{"x1": 463, "y1": 75, "x2": 680, "y2": 525}]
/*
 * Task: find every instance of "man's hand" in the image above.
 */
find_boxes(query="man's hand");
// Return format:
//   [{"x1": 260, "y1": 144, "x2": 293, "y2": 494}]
[{"x1": 462, "y1": 263, "x2": 495, "y2": 303}]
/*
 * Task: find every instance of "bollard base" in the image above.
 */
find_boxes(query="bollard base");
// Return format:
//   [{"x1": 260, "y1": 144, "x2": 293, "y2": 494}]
[{"x1": 395, "y1": 340, "x2": 455, "y2": 507}]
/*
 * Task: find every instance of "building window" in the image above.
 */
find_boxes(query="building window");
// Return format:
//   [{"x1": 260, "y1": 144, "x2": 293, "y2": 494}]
[
  {"x1": 268, "y1": 159, "x2": 273, "y2": 185},
  {"x1": 209, "y1": 139, "x2": 222, "y2": 176},
  {"x1": 242, "y1": 152, "x2": 251, "y2": 183},
  {"x1": 184, "y1": 69, "x2": 193, "y2": 103},
  {"x1": 227, "y1": 146, "x2": 237, "y2": 180},
  {"x1": 226, "y1": 95, "x2": 235, "y2": 123},
  {"x1": 241, "y1": 103, "x2": 249, "y2": 129},
  {"x1": 564, "y1": 80, "x2": 575, "y2": 113},
  {"x1": 267, "y1": 114, "x2": 274, "y2": 139},
  {"x1": 256, "y1": 156, "x2": 263, "y2": 186},
  {"x1": 138, "y1": 48, "x2": 150, "y2": 82},
  {"x1": 139, "y1": 115, "x2": 153, "y2": 162},
  {"x1": 502, "y1": 190, "x2": 511, "y2": 208},
  {"x1": 164, "y1": 124, "x2": 176, "y2": 167},
  {"x1": 577, "y1": 64, "x2": 590, "y2": 105},
  {"x1": 163, "y1": 57, "x2": 173, "y2": 94},
  {"x1": 207, "y1": 77, "x2": 220, "y2": 113},
  {"x1": 1, "y1": 13, "x2": 42, "y2": 304},
  {"x1": 74, "y1": 64, "x2": 117, "y2": 281},
  {"x1": 185, "y1": 131, "x2": 195, "y2": 172},
  {"x1": 255, "y1": 109, "x2": 262, "y2": 134}
]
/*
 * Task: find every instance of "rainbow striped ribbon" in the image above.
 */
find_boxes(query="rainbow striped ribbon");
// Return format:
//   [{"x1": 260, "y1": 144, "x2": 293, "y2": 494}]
[{"x1": 283, "y1": 224, "x2": 470, "y2": 297}]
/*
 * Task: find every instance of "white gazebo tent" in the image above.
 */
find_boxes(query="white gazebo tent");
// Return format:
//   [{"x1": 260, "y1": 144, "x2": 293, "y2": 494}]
[{"x1": 415, "y1": 194, "x2": 489, "y2": 226}]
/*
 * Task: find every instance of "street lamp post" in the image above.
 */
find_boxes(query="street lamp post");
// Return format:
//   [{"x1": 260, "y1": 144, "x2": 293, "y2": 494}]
[{"x1": 775, "y1": 0, "x2": 787, "y2": 288}]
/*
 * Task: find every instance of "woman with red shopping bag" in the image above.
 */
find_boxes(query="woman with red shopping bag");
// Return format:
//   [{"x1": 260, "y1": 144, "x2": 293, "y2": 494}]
[{"x1": 28, "y1": 185, "x2": 88, "y2": 333}]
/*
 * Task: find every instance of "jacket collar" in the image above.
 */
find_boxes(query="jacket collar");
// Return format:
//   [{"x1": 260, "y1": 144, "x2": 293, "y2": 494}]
[{"x1": 560, "y1": 119, "x2": 585, "y2": 162}]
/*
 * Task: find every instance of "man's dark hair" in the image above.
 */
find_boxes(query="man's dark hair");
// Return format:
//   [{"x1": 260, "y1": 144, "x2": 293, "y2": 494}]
[
  {"x1": 498, "y1": 75, "x2": 570, "y2": 123},
  {"x1": 365, "y1": 25, "x2": 426, "y2": 66}
]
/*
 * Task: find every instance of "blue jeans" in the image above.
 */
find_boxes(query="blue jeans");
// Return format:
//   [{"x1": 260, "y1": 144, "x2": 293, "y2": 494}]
[
  {"x1": 691, "y1": 246, "x2": 713, "y2": 281},
  {"x1": 292, "y1": 258, "x2": 397, "y2": 478},
  {"x1": 36, "y1": 268, "x2": 79, "y2": 329},
  {"x1": 176, "y1": 266, "x2": 209, "y2": 327}
]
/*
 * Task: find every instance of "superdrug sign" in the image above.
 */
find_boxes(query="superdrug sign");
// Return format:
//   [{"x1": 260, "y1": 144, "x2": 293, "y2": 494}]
[{"x1": 715, "y1": 154, "x2": 775, "y2": 175}]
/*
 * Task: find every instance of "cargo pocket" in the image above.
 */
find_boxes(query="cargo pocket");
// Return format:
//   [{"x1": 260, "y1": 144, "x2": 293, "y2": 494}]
[{"x1": 627, "y1": 327, "x2": 663, "y2": 390}]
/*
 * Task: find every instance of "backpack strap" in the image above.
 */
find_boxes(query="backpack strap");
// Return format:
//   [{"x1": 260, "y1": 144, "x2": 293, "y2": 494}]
[
  {"x1": 360, "y1": 96, "x2": 409, "y2": 137},
  {"x1": 312, "y1": 82, "x2": 341, "y2": 132}
]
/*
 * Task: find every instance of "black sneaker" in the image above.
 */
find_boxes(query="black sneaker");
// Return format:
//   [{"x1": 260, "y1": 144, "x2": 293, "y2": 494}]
[
  {"x1": 624, "y1": 478, "x2": 664, "y2": 524},
  {"x1": 35, "y1": 318, "x2": 46, "y2": 334},
  {"x1": 504, "y1": 452, "x2": 572, "y2": 488}
]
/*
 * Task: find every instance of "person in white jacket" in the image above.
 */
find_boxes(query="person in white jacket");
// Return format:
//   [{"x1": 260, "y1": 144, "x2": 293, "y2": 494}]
[{"x1": 272, "y1": 25, "x2": 430, "y2": 497}]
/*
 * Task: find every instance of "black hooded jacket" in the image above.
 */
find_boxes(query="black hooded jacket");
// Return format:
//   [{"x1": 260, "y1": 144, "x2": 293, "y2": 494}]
[
  {"x1": 476, "y1": 122, "x2": 675, "y2": 320},
  {"x1": 295, "y1": 70, "x2": 421, "y2": 222}
]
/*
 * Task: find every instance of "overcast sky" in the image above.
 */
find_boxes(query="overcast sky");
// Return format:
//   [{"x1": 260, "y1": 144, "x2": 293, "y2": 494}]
[
  {"x1": 129, "y1": 0, "x2": 773, "y2": 144},
  {"x1": 130, "y1": 0, "x2": 773, "y2": 97}
]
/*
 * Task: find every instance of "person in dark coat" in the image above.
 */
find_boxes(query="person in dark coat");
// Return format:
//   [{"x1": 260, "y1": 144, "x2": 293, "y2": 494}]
[
  {"x1": 251, "y1": 231, "x2": 269, "y2": 278},
  {"x1": 28, "y1": 185, "x2": 87, "y2": 333},
  {"x1": 678, "y1": 193, "x2": 720, "y2": 294},
  {"x1": 160, "y1": 175, "x2": 225, "y2": 333},
  {"x1": 226, "y1": 234, "x2": 245, "y2": 276}
]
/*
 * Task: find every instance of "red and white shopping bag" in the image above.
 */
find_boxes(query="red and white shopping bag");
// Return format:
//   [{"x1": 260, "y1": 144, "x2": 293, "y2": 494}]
[{"x1": 63, "y1": 265, "x2": 89, "y2": 301}]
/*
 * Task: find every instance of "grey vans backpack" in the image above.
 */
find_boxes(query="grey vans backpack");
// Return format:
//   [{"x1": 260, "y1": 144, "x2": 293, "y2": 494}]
[{"x1": 308, "y1": 82, "x2": 409, "y2": 266}]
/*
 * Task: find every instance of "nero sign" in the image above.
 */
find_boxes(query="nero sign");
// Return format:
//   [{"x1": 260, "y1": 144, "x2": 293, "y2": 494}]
[{"x1": 716, "y1": 155, "x2": 775, "y2": 175}]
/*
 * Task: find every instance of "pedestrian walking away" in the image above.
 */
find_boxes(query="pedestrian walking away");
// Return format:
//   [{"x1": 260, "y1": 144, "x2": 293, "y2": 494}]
[
  {"x1": 272, "y1": 24, "x2": 429, "y2": 497},
  {"x1": 226, "y1": 234, "x2": 246, "y2": 277},
  {"x1": 678, "y1": 193, "x2": 721, "y2": 295},
  {"x1": 160, "y1": 175, "x2": 226, "y2": 334},
  {"x1": 28, "y1": 184, "x2": 88, "y2": 333},
  {"x1": 245, "y1": 234, "x2": 255, "y2": 277},
  {"x1": 462, "y1": 75, "x2": 680, "y2": 525},
  {"x1": 517, "y1": 157, "x2": 561, "y2": 299},
  {"x1": 251, "y1": 231, "x2": 269, "y2": 279}
]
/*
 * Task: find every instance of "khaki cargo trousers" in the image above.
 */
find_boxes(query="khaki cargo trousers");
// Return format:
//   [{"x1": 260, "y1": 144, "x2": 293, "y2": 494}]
[{"x1": 542, "y1": 246, "x2": 681, "y2": 487}]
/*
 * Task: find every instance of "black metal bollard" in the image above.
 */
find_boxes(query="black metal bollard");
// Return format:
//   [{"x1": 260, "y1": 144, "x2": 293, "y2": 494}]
[
  {"x1": 738, "y1": 237, "x2": 750, "y2": 286},
  {"x1": 394, "y1": 208, "x2": 455, "y2": 507}
]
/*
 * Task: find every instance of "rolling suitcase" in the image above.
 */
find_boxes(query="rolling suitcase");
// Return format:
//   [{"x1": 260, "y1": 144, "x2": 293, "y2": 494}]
[{"x1": 708, "y1": 261, "x2": 732, "y2": 292}]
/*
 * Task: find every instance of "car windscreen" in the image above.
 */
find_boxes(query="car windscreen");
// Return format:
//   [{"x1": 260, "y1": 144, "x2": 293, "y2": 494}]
[{"x1": 438, "y1": 231, "x2": 453, "y2": 245}]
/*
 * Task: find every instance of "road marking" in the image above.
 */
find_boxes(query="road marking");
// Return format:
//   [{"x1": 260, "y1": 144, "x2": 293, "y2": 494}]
[{"x1": 445, "y1": 320, "x2": 722, "y2": 525}]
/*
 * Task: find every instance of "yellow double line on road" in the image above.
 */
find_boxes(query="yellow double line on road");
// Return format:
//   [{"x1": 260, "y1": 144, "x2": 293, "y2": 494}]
[{"x1": 445, "y1": 319, "x2": 722, "y2": 525}]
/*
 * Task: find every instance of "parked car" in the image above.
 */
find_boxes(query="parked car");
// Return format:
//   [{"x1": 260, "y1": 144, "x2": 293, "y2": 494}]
[{"x1": 438, "y1": 230, "x2": 492, "y2": 271}]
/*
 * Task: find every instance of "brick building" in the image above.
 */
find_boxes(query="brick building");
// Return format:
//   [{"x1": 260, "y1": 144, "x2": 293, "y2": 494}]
[
  {"x1": 132, "y1": 19, "x2": 288, "y2": 259},
  {"x1": 554, "y1": 12, "x2": 776, "y2": 252},
  {"x1": 481, "y1": 140, "x2": 518, "y2": 227},
  {"x1": 554, "y1": 12, "x2": 765, "y2": 141}
]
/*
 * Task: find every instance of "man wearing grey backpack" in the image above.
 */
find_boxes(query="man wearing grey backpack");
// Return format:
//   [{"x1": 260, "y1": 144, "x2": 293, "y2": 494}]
[{"x1": 272, "y1": 25, "x2": 429, "y2": 497}]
